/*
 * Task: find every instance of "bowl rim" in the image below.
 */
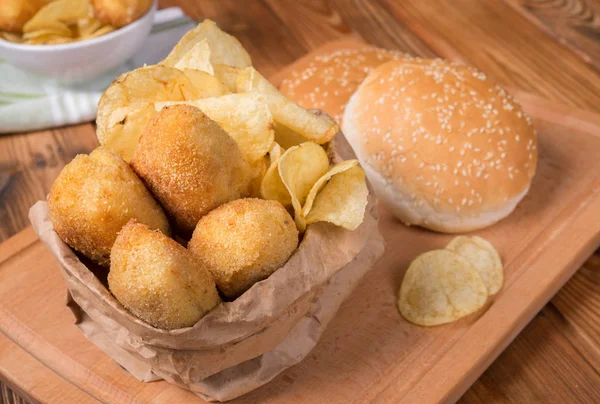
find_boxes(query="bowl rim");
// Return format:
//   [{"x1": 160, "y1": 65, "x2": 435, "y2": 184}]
[{"x1": 0, "y1": 0, "x2": 157, "y2": 52}]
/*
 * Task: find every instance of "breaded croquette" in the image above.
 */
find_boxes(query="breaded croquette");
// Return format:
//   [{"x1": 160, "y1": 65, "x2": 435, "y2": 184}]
[
  {"x1": 131, "y1": 105, "x2": 252, "y2": 235},
  {"x1": 188, "y1": 198, "x2": 298, "y2": 299},
  {"x1": 48, "y1": 147, "x2": 169, "y2": 266}
]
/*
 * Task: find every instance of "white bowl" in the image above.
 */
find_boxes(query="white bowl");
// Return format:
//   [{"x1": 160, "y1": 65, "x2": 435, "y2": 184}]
[{"x1": 0, "y1": 1, "x2": 157, "y2": 81}]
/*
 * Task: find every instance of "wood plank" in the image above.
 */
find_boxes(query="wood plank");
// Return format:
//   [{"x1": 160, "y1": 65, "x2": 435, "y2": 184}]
[
  {"x1": 458, "y1": 307, "x2": 600, "y2": 404},
  {"x1": 380, "y1": 0, "x2": 600, "y2": 112},
  {"x1": 263, "y1": 0, "x2": 437, "y2": 57},
  {"x1": 0, "y1": 125, "x2": 98, "y2": 242},
  {"x1": 504, "y1": 0, "x2": 600, "y2": 71},
  {"x1": 0, "y1": 333, "x2": 99, "y2": 404}
]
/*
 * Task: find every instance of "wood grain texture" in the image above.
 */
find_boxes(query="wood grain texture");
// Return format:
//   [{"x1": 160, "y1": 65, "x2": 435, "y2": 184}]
[
  {"x1": 1, "y1": 0, "x2": 600, "y2": 402},
  {"x1": 380, "y1": 0, "x2": 600, "y2": 112},
  {"x1": 505, "y1": 0, "x2": 600, "y2": 70}
]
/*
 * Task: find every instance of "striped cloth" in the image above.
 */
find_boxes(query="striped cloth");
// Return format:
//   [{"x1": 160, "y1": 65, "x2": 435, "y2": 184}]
[{"x1": 0, "y1": 8, "x2": 196, "y2": 134}]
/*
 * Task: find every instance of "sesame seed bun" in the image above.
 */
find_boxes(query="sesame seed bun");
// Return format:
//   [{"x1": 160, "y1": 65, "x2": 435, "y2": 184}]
[
  {"x1": 279, "y1": 45, "x2": 409, "y2": 123},
  {"x1": 342, "y1": 59, "x2": 537, "y2": 233}
]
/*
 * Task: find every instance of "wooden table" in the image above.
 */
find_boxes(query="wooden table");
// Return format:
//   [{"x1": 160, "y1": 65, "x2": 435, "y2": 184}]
[{"x1": 1, "y1": 1, "x2": 600, "y2": 402}]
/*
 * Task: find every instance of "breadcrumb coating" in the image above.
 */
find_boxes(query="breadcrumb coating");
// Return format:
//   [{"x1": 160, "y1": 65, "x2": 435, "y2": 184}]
[
  {"x1": 189, "y1": 198, "x2": 298, "y2": 299},
  {"x1": 48, "y1": 147, "x2": 169, "y2": 266},
  {"x1": 109, "y1": 220, "x2": 221, "y2": 330}
]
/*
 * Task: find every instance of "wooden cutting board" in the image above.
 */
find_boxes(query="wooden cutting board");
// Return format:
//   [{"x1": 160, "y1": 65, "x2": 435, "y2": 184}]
[{"x1": 1, "y1": 44, "x2": 600, "y2": 404}]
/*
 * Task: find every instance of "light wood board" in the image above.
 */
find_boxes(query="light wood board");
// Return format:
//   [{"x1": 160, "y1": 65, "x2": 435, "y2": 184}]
[{"x1": 1, "y1": 83, "x2": 600, "y2": 403}]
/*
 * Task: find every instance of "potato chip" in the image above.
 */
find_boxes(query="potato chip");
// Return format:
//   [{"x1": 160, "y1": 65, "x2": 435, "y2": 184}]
[
  {"x1": 23, "y1": 0, "x2": 88, "y2": 33},
  {"x1": 0, "y1": 31, "x2": 23, "y2": 43},
  {"x1": 82, "y1": 24, "x2": 114, "y2": 39},
  {"x1": 249, "y1": 156, "x2": 268, "y2": 197},
  {"x1": 22, "y1": 26, "x2": 72, "y2": 40},
  {"x1": 278, "y1": 142, "x2": 330, "y2": 227},
  {"x1": 304, "y1": 165, "x2": 368, "y2": 231},
  {"x1": 398, "y1": 250, "x2": 488, "y2": 326},
  {"x1": 237, "y1": 67, "x2": 339, "y2": 144},
  {"x1": 76, "y1": 18, "x2": 103, "y2": 37},
  {"x1": 260, "y1": 143, "x2": 290, "y2": 206},
  {"x1": 155, "y1": 93, "x2": 274, "y2": 163},
  {"x1": 173, "y1": 39, "x2": 214, "y2": 74},
  {"x1": 302, "y1": 160, "x2": 359, "y2": 217},
  {"x1": 181, "y1": 69, "x2": 229, "y2": 98},
  {"x1": 273, "y1": 122, "x2": 307, "y2": 149},
  {"x1": 446, "y1": 236, "x2": 503, "y2": 296},
  {"x1": 213, "y1": 64, "x2": 241, "y2": 92},
  {"x1": 97, "y1": 65, "x2": 202, "y2": 160},
  {"x1": 103, "y1": 104, "x2": 157, "y2": 162},
  {"x1": 161, "y1": 20, "x2": 252, "y2": 68}
]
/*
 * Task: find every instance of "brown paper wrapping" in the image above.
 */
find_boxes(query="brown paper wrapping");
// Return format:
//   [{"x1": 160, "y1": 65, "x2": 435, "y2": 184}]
[{"x1": 29, "y1": 133, "x2": 385, "y2": 402}]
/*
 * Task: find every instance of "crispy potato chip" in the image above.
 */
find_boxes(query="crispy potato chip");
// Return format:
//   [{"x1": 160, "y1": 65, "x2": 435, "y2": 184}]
[
  {"x1": 161, "y1": 20, "x2": 252, "y2": 68},
  {"x1": 82, "y1": 24, "x2": 114, "y2": 39},
  {"x1": 273, "y1": 122, "x2": 307, "y2": 149},
  {"x1": 23, "y1": 0, "x2": 88, "y2": 33},
  {"x1": 446, "y1": 236, "x2": 503, "y2": 296},
  {"x1": 155, "y1": 93, "x2": 274, "y2": 163},
  {"x1": 103, "y1": 104, "x2": 157, "y2": 162},
  {"x1": 249, "y1": 156, "x2": 268, "y2": 197},
  {"x1": 97, "y1": 65, "x2": 202, "y2": 160},
  {"x1": 278, "y1": 142, "x2": 330, "y2": 227},
  {"x1": 398, "y1": 250, "x2": 488, "y2": 327},
  {"x1": 213, "y1": 64, "x2": 241, "y2": 92},
  {"x1": 237, "y1": 67, "x2": 339, "y2": 144},
  {"x1": 260, "y1": 143, "x2": 290, "y2": 206},
  {"x1": 173, "y1": 39, "x2": 214, "y2": 74},
  {"x1": 0, "y1": 31, "x2": 23, "y2": 43},
  {"x1": 180, "y1": 69, "x2": 229, "y2": 98},
  {"x1": 302, "y1": 160, "x2": 359, "y2": 217},
  {"x1": 22, "y1": 26, "x2": 72, "y2": 39},
  {"x1": 76, "y1": 18, "x2": 103, "y2": 37},
  {"x1": 268, "y1": 142, "x2": 284, "y2": 165},
  {"x1": 304, "y1": 165, "x2": 368, "y2": 231}
]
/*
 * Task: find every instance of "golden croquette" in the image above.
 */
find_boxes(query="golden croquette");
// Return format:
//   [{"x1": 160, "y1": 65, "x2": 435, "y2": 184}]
[
  {"x1": 109, "y1": 220, "x2": 221, "y2": 330},
  {"x1": 188, "y1": 198, "x2": 298, "y2": 299},
  {"x1": 131, "y1": 105, "x2": 253, "y2": 235},
  {"x1": 48, "y1": 147, "x2": 169, "y2": 266}
]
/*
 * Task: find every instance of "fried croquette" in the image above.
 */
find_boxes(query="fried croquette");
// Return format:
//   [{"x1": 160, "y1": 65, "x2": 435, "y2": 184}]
[
  {"x1": 0, "y1": 0, "x2": 45, "y2": 33},
  {"x1": 48, "y1": 147, "x2": 169, "y2": 266},
  {"x1": 109, "y1": 220, "x2": 221, "y2": 330},
  {"x1": 131, "y1": 105, "x2": 252, "y2": 235},
  {"x1": 188, "y1": 198, "x2": 298, "y2": 299},
  {"x1": 91, "y1": 0, "x2": 153, "y2": 28}
]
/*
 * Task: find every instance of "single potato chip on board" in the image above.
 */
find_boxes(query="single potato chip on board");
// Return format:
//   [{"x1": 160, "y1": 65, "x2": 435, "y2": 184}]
[
  {"x1": 278, "y1": 142, "x2": 330, "y2": 225},
  {"x1": 96, "y1": 65, "x2": 203, "y2": 154},
  {"x1": 173, "y1": 39, "x2": 214, "y2": 74},
  {"x1": 237, "y1": 67, "x2": 339, "y2": 144},
  {"x1": 161, "y1": 20, "x2": 252, "y2": 68},
  {"x1": 305, "y1": 165, "x2": 368, "y2": 231},
  {"x1": 156, "y1": 93, "x2": 275, "y2": 163},
  {"x1": 398, "y1": 250, "x2": 488, "y2": 327},
  {"x1": 446, "y1": 236, "x2": 503, "y2": 296}
]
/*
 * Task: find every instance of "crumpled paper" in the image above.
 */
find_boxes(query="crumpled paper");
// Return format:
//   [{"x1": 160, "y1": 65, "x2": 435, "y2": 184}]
[{"x1": 29, "y1": 133, "x2": 385, "y2": 402}]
